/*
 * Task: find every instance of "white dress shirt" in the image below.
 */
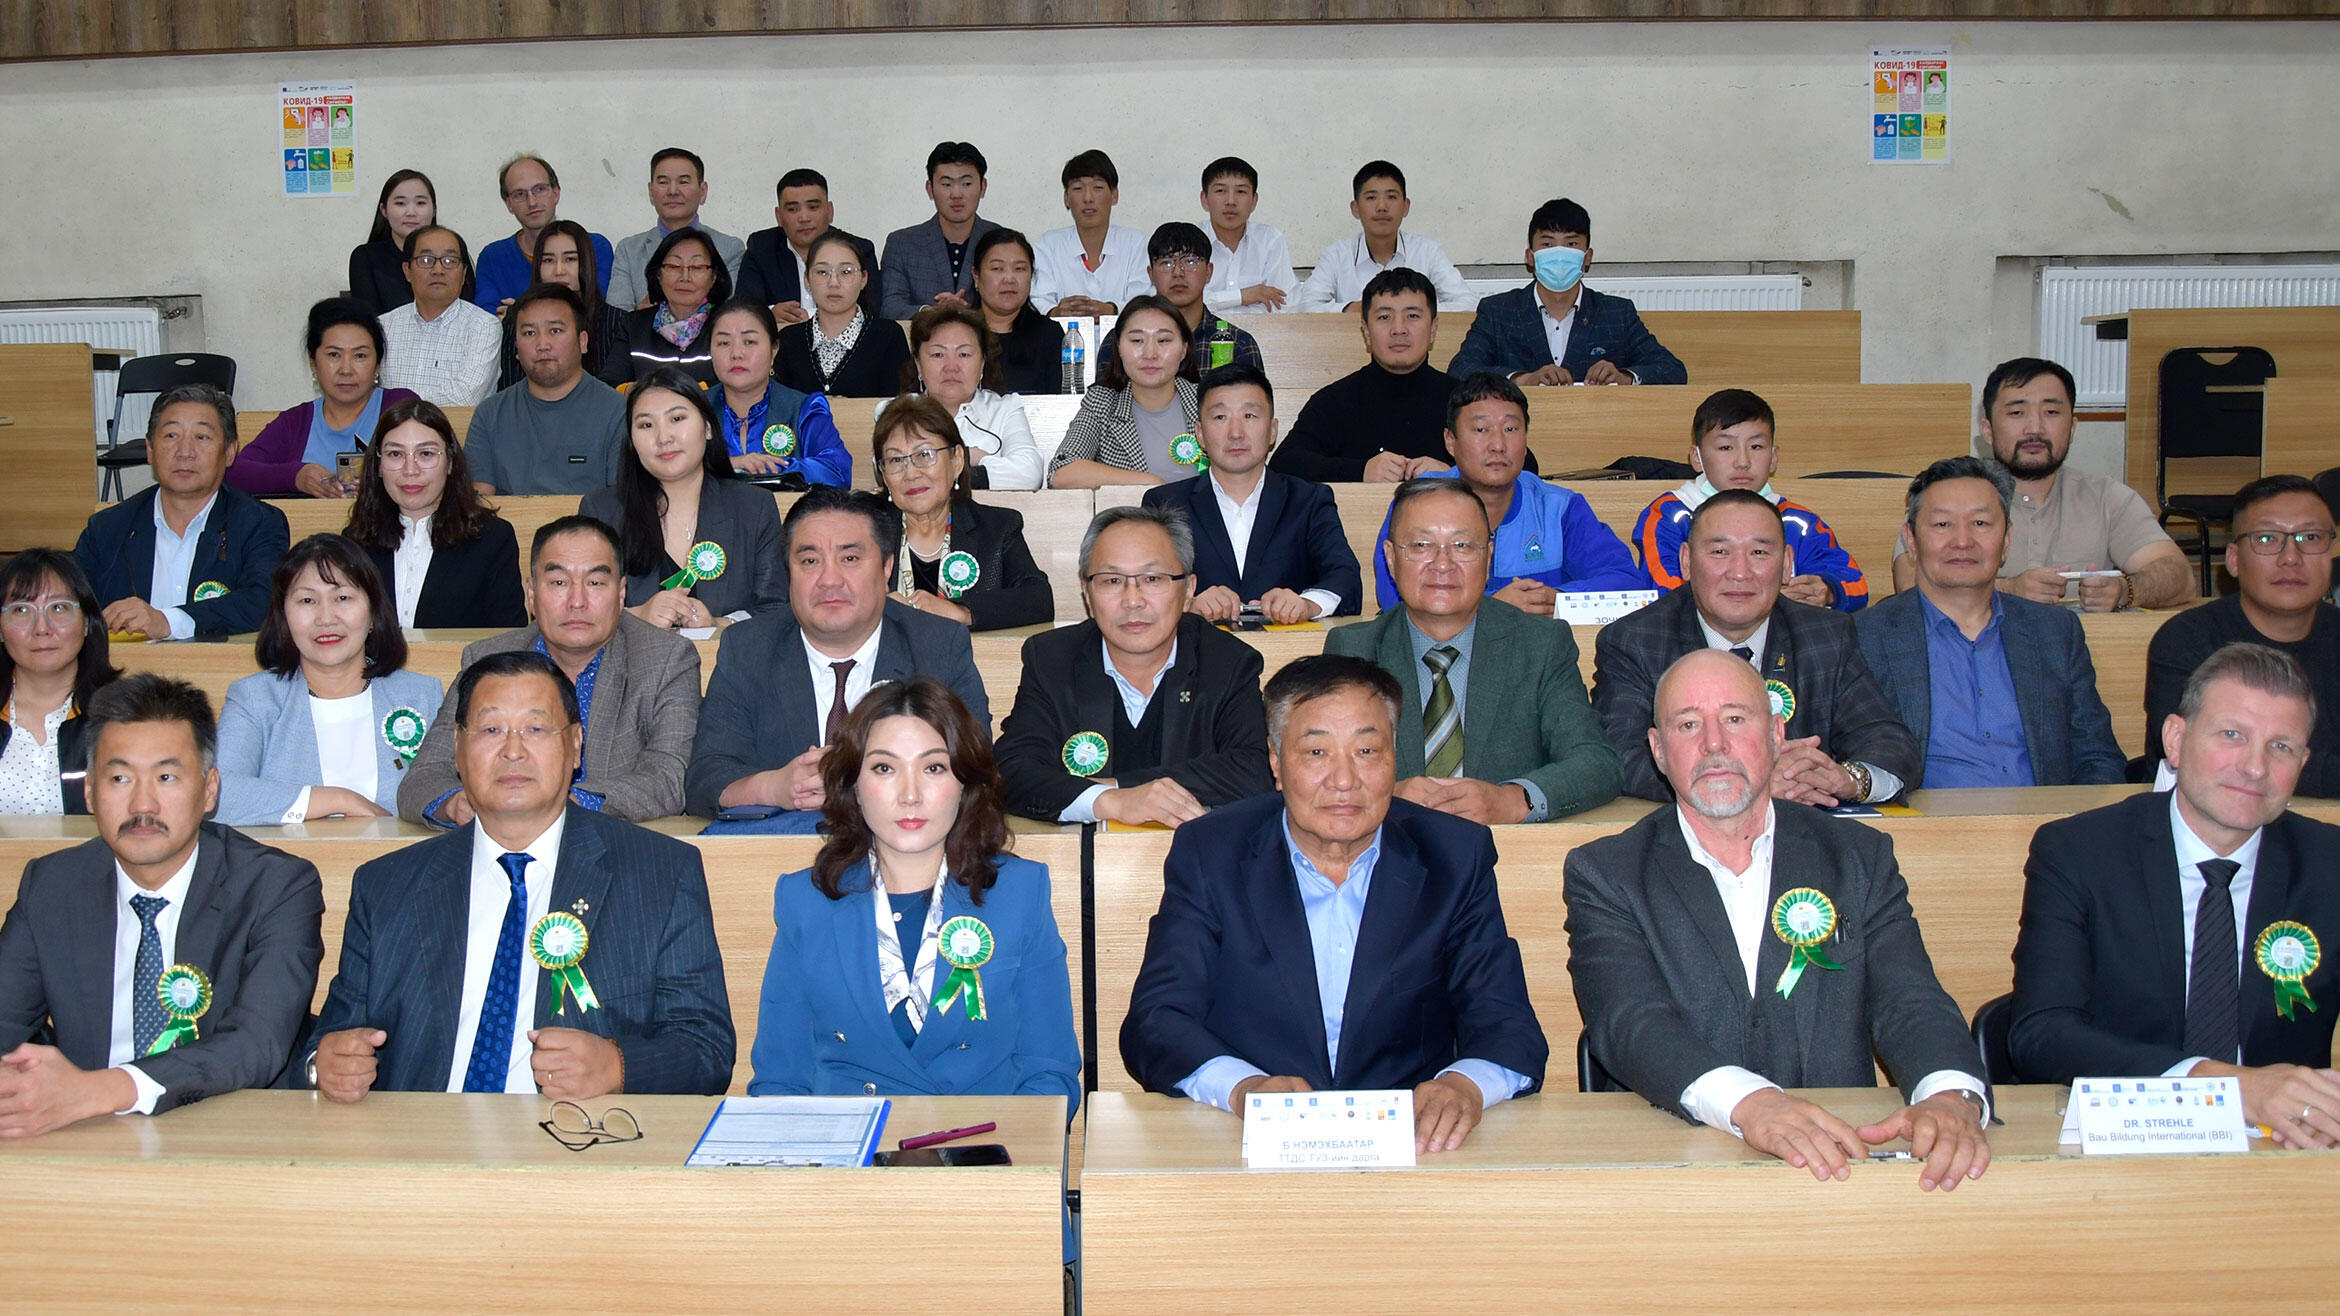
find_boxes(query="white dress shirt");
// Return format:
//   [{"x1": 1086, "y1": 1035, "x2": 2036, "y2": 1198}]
[
  {"x1": 148, "y1": 491, "x2": 218, "y2": 641},
  {"x1": 1030, "y1": 225, "x2": 1153, "y2": 312},
  {"x1": 1291, "y1": 231, "x2": 1473, "y2": 314},
  {"x1": 380, "y1": 300, "x2": 504, "y2": 408},
  {"x1": 2164, "y1": 792, "x2": 2264, "y2": 1073},
  {"x1": 803, "y1": 624, "x2": 885, "y2": 743},
  {"x1": 446, "y1": 811, "x2": 566, "y2": 1093},
  {"x1": 108, "y1": 850, "x2": 199, "y2": 1114},
  {"x1": 1202, "y1": 222, "x2": 1297, "y2": 315},
  {"x1": 1671, "y1": 805, "x2": 1985, "y2": 1133},
  {"x1": 1059, "y1": 639, "x2": 1178, "y2": 825},
  {"x1": 393, "y1": 513, "x2": 434, "y2": 629},
  {"x1": 1696, "y1": 614, "x2": 1902, "y2": 804},
  {"x1": 1210, "y1": 471, "x2": 1341, "y2": 620}
]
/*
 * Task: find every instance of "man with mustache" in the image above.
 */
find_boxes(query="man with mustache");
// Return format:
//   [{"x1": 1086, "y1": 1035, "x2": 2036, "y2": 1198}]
[
  {"x1": 0, "y1": 675, "x2": 324, "y2": 1135},
  {"x1": 1565, "y1": 650, "x2": 1991, "y2": 1191}
]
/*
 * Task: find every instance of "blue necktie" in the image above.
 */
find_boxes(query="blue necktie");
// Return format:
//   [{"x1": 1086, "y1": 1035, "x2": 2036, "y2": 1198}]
[
  {"x1": 461, "y1": 852, "x2": 533, "y2": 1094},
  {"x1": 129, "y1": 894, "x2": 169, "y2": 1056}
]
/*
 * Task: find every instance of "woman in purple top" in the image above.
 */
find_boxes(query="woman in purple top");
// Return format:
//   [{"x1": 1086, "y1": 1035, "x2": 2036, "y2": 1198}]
[{"x1": 227, "y1": 298, "x2": 416, "y2": 499}]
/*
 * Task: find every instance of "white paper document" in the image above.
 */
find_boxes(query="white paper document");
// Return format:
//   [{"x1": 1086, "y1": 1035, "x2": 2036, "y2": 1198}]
[{"x1": 686, "y1": 1096, "x2": 891, "y2": 1167}]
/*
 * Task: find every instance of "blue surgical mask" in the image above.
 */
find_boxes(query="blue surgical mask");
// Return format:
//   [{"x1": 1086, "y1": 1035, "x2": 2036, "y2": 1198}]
[{"x1": 1533, "y1": 244, "x2": 1586, "y2": 294}]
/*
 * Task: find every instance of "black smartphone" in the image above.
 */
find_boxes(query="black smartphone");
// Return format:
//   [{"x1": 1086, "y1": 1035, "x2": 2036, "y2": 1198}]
[
  {"x1": 713, "y1": 804, "x2": 784, "y2": 822},
  {"x1": 873, "y1": 1144, "x2": 1012, "y2": 1167}
]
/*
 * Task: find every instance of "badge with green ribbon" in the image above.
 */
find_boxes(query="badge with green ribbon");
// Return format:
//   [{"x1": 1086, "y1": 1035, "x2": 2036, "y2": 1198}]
[
  {"x1": 530, "y1": 912, "x2": 601, "y2": 1016},
  {"x1": 938, "y1": 551, "x2": 981, "y2": 599},
  {"x1": 1769, "y1": 888, "x2": 1843, "y2": 999},
  {"x1": 2256, "y1": 921, "x2": 2321, "y2": 1020},
  {"x1": 192, "y1": 580, "x2": 228, "y2": 602},
  {"x1": 761, "y1": 423, "x2": 798, "y2": 458},
  {"x1": 1169, "y1": 433, "x2": 1208, "y2": 470},
  {"x1": 1765, "y1": 679, "x2": 1797, "y2": 722},
  {"x1": 932, "y1": 915, "x2": 994, "y2": 1021},
  {"x1": 1062, "y1": 731, "x2": 1109, "y2": 778},
  {"x1": 660, "y1": 541, "x2": 728, "y2": 591},
  {"x1": 145, "y1": 964, "x2": 212, "y2": 1055},
  {"x1": 381, "y1": 706, "x2": 426, "y2": 762}
]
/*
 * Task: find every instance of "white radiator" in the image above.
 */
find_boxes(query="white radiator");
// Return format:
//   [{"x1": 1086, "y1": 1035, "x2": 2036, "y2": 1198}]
[
  {"x1": 1457, "y1": 274, "x2": 1804, "y2": 312},
  {"x1": 2037, "y1": 265, "x2": 2340, "y2": 409},
  {"x1": 0, "y1": 306, "x2": 166, "y2": 449}
]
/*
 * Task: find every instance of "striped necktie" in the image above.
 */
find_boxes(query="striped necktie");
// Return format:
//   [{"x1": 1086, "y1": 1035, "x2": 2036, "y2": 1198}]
[{"x1": 1423, "y1": 645, "x2": 1464, "y2": 778}]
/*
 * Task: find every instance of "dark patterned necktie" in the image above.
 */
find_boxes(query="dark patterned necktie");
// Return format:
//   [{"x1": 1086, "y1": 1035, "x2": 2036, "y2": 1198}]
[
  {"x1": 825, "y1": 660, "x2": 857, "y2": 744},
  {"x1": 1423, "y1": 645, "x2": 1463, "y2": 778},
  {"x1": 129, "y1": 894, "x2": 169, "y2": 1055},
  {"x1": 2183, "y1": 858, "x2": 2243, "y2": 1063}
]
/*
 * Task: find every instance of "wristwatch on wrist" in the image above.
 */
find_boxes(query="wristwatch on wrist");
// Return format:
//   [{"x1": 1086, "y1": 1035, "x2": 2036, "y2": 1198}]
[
  {"x1": 1840, "y1": 760, "x2": 1873, "y2": 803},
  {"x1": 304, "y1": 1052, "x2": 319, "y2": 1089},
  {"x1": 1951, "y1": 1088, "x2": 1987, "y2": 1122}
]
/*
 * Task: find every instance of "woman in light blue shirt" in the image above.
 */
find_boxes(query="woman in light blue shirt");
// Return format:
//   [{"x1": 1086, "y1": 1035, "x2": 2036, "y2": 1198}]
[
  {"x1": 214, "y1": 533, "x2": 442, "y2": 825},
  {"x1": 228, "y1": 299, "x2": 418, "y2": 499}
]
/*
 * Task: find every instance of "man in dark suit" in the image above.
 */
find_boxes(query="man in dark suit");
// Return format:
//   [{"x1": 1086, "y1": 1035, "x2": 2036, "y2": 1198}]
[
  {"x1": 687, "y1": 488, "x2": 989, "y2": 829},
  {"x1": 1856, "y1": 457, "x2": 2125, "y2": 787},
  {"x1": 310, "y1": 651, "x2": 733, "y2": 1100},
  {"x1": 1446, "y1": 198, "x2": 1687, "y2": 387},
  {"x1": 1122, "y1": 655, "x2": 1546, "y2": 1154},
  {"x1": 0, "y1": 675, "x2": 323, "y2": 1134},
  {"x1": 2012, "y1": 644, "x2": 2340, "y2": 1149},
  {"x1": 995, "y1": 504, "x2": 1272, "y2": 826},
  {"x1": 1594, "y1": 490, "x2": 1919, "y2": 805},
  {"x1": 400, "y1": 516, "x2": 701, "y2": 824},
  {"x1": 1327, "y1": 478, "x2": 1621, "y2": 823},
  {"x1": 735, "y1": 168, "x2": 881, "y2": 323},
  {"x1": 74, "y1": 384, "x2": 290, "y2": 640},
  {"x1": 878, "y1": 143, "x2": 1002, "y2": 320},
  {"x1": 1141, "y1": 364, "x2": 1362, "y2": 623},
  {"x1": 1565, "y1": 649, "x2": 1990, "y2": 1189}
]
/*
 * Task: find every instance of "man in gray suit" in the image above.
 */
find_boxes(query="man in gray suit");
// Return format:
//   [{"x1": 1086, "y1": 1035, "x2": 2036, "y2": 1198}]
[
  {"x1": 0, "y1": 676, "x2": 324, "y2": 1134},
  {"x1": 878, "y1": 142, "x2": 1002, "y2": 320},
  {"x1": 1565, "y1": 649, "x2": 1991, "y2": 1190},
  {"x1": 1856, "y1": 457, "x2": 2126, "y2": 788},
  {"x1": 687, "y1": 488, "x2": 990, "y2": 830},
  {"x1": 1325, "y1": 477, "x2": 1621, "y2": 823},
  {"x1": 399, "y1": 516, "x2": 701, "y2": 824}
]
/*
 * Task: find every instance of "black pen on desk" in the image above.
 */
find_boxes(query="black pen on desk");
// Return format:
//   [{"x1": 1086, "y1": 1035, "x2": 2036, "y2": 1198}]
[{"x1": 899, "y1": 1121, "x2": 996, "y2": 1150}]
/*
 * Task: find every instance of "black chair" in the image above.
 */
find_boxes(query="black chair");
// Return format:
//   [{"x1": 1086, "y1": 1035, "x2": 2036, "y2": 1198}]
[
  {"x1": 99, "y1": 353, "x2": 238, "y2": 501},
  {"x1": 1969, "y1": 992, "x2": 2018, "y2": 1087},
  {"x1": 2156, "y1": 345, "x2": 2276, "y2": 596},
  {"x1": 2313, "y1": 466, "x2": 2340, "y2": 527},
  {"x1": 1576, "y1": 1031, "x2": 1630, "y2": 1094}
]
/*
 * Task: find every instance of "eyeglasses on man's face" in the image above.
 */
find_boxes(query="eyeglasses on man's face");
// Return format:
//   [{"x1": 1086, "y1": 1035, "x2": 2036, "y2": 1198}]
[
  {"x1": 2239, "y1": 529, "x2": 2335, "y2": 557},
  {"x1": 1084, "y1": 572, "x2": 1190, "y2": 595}
]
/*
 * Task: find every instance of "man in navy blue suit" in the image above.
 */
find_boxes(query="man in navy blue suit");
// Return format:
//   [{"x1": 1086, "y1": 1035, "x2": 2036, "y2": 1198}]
[
  {"x1": 306, "y1": 650, "x2": 733, "y2": 1101},
  {"x1": 1141, "y1": 364, "x2": 1362, "y2": 624},
  {"x1": 1447, "y1": 198, "x2": 1687, "y2": 387},
  {"x1": 1121, "y1": 654, "x2": 1547, "y2": 1154}
]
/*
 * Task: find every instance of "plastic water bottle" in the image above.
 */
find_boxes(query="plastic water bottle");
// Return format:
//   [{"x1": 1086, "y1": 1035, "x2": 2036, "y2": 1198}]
[
  {"x1": 1060, "y1": 326, "x2": 1077, "y2": 394},
  {"x1": 1205, "y1": 317, "x2": 1237, "y2": 371}
]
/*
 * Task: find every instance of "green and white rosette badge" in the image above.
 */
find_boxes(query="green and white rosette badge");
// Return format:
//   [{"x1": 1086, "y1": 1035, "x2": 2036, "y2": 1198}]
[
  {"x1": 2256, "y1": 921, "x2": 2321, "y2": 1020},
  {"x1": 761, "y1": 423, "x2": 798, "y2": 458},
  {"x1": 661, "y1": 541, "x2": 728, "y2": 591},
  {"x1": 530, "y1": 912, "x2": 601, "y2": 1017},
  {"x1": 932, "y1": 916, "x2": 994, "y2": 1021},
  {"x1": 382, "y1": 706, "x2": 426, "y2": 763},
  {"x1": 1769, "y1": 888, "x2": 1844, "y2": 999},
  {"x1": 1169, "y1": 433, "x2": 1208, "y2": 471},
  {"x1": 938, "y1": 551, "x2": 982, "y2": 599},
  {"x1": 1764, "y1": 679, "x2": 1797, "y2": 722},
  {"x1": 146, "y1": 964, "x2": 213, "y2": 1055},
  {"x1": 192, "y1": 580, "x2": 228, "y2": 602},
  {"x1": 1062, "y1": 731, "x2": 1109, "y2": 778}
]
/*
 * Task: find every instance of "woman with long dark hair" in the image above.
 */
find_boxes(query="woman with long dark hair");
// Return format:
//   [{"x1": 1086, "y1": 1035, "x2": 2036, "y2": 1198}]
[
  {"x1": 1045, "y1": 293, "x2": 1201, "y2": 489},
  {"x1": 0, "y1": 550, "x2": 120, "y2": 814},
  {"x1": 971, "y1": 227, "x2": 1065, "y2": 397},
  {"x1": 348, "y1": 168, "x2": 437, "y2": 316},
  {"x1": 341, "y1": 397, "x2": 526, "y2": 630}
]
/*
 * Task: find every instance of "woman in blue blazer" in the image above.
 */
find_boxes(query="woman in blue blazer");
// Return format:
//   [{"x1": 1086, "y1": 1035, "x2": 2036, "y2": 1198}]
[
  {"x1": 748, "y1": 676, "x2": 1080, "y2": 1115},
  {"x1": 215, "y1": 534, "x2": 443, "y2": 826}
]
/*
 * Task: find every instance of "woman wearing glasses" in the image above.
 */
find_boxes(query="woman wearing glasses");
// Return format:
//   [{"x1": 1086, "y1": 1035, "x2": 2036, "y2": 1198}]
[
  {"x1": 1045, "y1": 294, "x2": 1200, "y2": 490},
  {"x1": 775, "y1": 230, "x2": 912, "y2": 399},
  {"x1": 496, "y1": 219, "x2": 630, "y2": 389},
  {"x1": 612, "y1": 228, "x2": 732, "y2": 385},
  {"x1": 747, "y1": 676, "x2": 1080, "y2": 1116},
  {"x1": 0, "y1": 551, "x2": 120, "y2": 815},
  {"x1": 884, "y1": 306, "x2": 1042, "y2": 491},
  {"x1": 229, "y1": 298, "x2": 416, "y2": 498},
  {"x1": 707, "y1": 298, "x2": 851, "y2": 488},
  {"x1": 214, "y1": 534, "x2": 444, "y2": 827},
  {"x1": 870, "y1": 395, "x2": 1051, "y2": 632},
  {"x1": 340, "y1": 398, "x2": 527, "y2": 631}
]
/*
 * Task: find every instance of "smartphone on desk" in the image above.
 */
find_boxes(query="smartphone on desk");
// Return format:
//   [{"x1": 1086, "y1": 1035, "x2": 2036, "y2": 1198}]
[
  {"x1": 713, "y1": 804, "x2": 784, "y2": 822},
  {"x1": 873, "y1": 1144, "x2": 1012, "y2": 1167}
]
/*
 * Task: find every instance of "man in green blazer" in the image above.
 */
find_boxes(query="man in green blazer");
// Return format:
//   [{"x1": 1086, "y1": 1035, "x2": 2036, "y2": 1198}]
[{"x1": 1325, "y1": 478, "x2": 1623, "y2": 823}]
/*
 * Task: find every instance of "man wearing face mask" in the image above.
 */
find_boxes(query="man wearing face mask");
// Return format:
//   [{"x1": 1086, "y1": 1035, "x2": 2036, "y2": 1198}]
[{"x1": 1447, "y1": 198, "x2": 1686, "y2": 387}]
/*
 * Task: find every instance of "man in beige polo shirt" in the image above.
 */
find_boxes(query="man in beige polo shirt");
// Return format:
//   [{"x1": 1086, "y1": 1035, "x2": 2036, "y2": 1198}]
[{"x1": 1894, "y1": 356, "x2": 2191, "y2": 613}]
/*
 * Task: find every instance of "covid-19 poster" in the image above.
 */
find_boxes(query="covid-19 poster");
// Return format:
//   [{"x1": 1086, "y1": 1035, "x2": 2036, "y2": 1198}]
[
  {"x1": 281, "y1": 81, "x2": 357, "y2": 196},
  {"x1": 1871, "y1": 48, "x2": 1949, "y2": 164}
]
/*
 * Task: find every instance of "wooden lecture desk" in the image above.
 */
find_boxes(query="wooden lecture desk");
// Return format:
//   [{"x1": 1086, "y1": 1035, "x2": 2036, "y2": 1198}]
[
  {"x1": 1080, "y1": 1085, "x2": 2336, "y2": 1313},
  {"x1": 0, "y1": 1091, "x2": 1067, "y2": 1311}
]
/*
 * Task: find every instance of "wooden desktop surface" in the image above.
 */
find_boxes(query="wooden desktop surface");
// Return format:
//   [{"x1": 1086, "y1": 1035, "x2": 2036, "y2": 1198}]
[
  {"x1": 0, "y1": 1090, "x2": 1066, "y2": 1311},
  {"x1": 2260, "y1": 375, "x2": 2340, "y2": 480},
  {"x1": 1081, "y1": 1085, "x2": 2340, "y2": 1312}
]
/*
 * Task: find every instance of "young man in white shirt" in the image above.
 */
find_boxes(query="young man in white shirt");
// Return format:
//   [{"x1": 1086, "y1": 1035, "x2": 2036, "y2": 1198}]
[
  {"x1": 1030, "y1": 149, "x2": 1152, "y2": 318},
  {"x1": 1198, "y1": 156, "x2": 1296, "y2": 315},
  {"x1": 1292, "y1": 160, "x2": 1472, "y2": 314}
]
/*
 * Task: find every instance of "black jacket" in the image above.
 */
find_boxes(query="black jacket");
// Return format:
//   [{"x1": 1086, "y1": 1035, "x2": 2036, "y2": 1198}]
[
  {"x1": 774, "y1": 315, "x2": 913, "y2": 399},
  {"x1": 73, "y1": 485, "x2": 291, "y2": 639},
  {"x1": 346, "y1": 239, "x2": 412, "y2": 317},
  {"x1": 0, "y1": 707, "x2": 93, "y2": 813},
  {"x1": 991, "y1": 304, "x2": 1066, "y2": 397},
  {"x1": 736, "y1": 226, "x2": 881, "y2": 320},
  {"x1": 613, "y1": 306, "x2": 718, "y2": 386},
  {"x1": 894, "y1": 499, "x2": 1052, "y2": 632},
  {"x1": 361, "y1": 514, "x2": 528, "y2": 632}
]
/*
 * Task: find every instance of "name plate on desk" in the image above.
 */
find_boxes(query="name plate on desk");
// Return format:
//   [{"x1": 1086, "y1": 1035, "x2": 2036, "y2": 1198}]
[
  {"x1": 1553, "y1": 590, "x2": 1660, "y2": 625},
  {"x1": 1242, "y1": 1089, "x2": 1415, "y2": 1169},
  {"x1": 2061, "y1": 1077, "x2": 2248, "y2": 1155}
]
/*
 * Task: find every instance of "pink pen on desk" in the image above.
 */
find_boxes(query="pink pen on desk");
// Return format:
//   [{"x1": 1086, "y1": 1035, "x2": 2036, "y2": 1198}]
[{"x1": 899, "y1": 1121, "x2": 996, "y2": 1150}]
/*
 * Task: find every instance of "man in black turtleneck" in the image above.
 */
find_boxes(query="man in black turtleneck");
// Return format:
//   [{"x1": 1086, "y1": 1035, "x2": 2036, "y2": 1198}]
[{"x1": 1269, "y1": 267, "x2": 1538, "y2": 485}]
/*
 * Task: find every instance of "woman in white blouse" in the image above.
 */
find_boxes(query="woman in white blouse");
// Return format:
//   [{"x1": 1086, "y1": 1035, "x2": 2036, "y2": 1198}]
[
  {"x1": 888, "y1": 305, "x2": 1043, "y2": 491},
  {"x1": 340, "y1": 398, "x2": 526, "y2": 631},
  {"x1": 214, "y1": 534, "x2": 444, "y2": 826},
  {"x1": 0, "y1": 550, "x2": 121, "y2": 815}
]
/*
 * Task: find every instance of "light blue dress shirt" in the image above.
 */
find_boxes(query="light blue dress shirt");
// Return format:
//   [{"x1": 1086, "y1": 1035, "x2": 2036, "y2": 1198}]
[
  {"x1": 1917, "y1": 592, "x2": 2035, "y2": 789},
  {"x1": 1059, "y1": 638, "x2": 1176, "y2": 825},
  {"x1": 148, "y1": 492, "x2": 217, "y2": 641},
  {"x1": 301, "y1": 387, "x2": 388, "y2": 471},
  {"x1": 1402, "y1": 613, "x2": 1549, "y2": 822}
]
